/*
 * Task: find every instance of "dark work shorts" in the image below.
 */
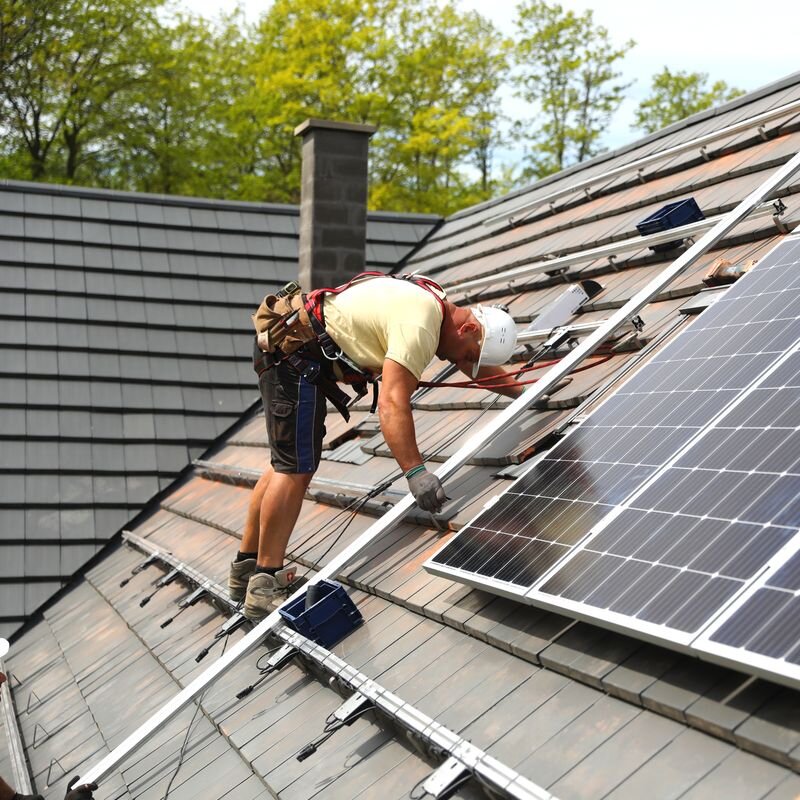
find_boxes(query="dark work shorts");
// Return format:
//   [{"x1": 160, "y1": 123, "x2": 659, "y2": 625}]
[{"x1": 253, "y1": 341, "x2": 327, "y2": 474}]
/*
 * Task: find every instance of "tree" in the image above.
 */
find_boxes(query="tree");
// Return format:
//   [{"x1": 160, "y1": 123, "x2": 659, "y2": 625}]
[
  {"x1": 233, "y1": 0, "x2": 509, "y2": 213},
  {"x1": 370, "y1": 3, "x2": 510, "y2": 213},
  {"x1": 513, "y1": 0, "x2": 634, "y2": 179},
  {"x1": 633, "y1": 68, "x2": 744, "y2": 134},
  {"x1": 0, "y1": 0, "x2": 510, "y2": 214},
  {"x1": 100, "y1": 13, "x2": 248, "y2": 196},
  {"x1": 0, "y1": 0, "x2": 161, "y2": 182}
]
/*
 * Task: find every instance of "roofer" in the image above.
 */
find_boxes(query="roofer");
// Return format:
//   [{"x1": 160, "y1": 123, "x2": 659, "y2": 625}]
[{"x1": 230, "y1": 272, "x2": 520, "y2": 621}]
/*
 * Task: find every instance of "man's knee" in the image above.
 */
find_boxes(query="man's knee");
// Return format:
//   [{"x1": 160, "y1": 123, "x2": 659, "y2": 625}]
[{"x1": 271, "y1": 470, "x2": 314, "y2": 491}]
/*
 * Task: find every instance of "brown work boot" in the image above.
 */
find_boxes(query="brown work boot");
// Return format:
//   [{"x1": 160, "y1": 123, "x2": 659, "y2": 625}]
[
  {"x1": 243, "y1": 567, "x2": 303, "y2": 621},
  {"x1": 228, "y1": 557, "x2": 256, "y2": 603}
]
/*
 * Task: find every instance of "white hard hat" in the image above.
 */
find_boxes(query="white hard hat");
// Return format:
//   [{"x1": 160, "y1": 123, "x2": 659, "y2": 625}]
[{"x1": 472, "y1": 305, "x2": 517, "y2": 377}]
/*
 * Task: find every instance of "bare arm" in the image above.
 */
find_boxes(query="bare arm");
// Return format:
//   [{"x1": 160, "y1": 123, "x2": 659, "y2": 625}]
[{"x1": 379, "y1": 358, "x2": 424, "y2": 472}]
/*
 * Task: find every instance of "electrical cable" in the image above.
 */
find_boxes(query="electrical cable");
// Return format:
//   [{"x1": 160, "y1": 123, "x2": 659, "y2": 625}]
[
  {"x1": 418, "y1": 351, "x2": 613, "y2": 389},
  {"x1": 160, "y1": 634, "x2": 230, "y2": 800}
]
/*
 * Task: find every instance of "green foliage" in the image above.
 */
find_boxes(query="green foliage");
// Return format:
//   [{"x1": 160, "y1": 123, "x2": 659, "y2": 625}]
[
  {"x1": 0, "y1": 0, "x2": 745, "y2": 215},
  {"x1": 633, "y1": 67, "x2": 745, "y2": 134},
  {"x1": 0, "y1": 0, "x2": 161, "y2": 182},
  {"x1": 513, "y1": 0, "x2": 634, "y2": 179},
  {"x1": 237, "y1": 0, "x2": 510, "y2": 213},
  {"x1": 0, "y1": 0, "x2": 509, "y2": 214}
]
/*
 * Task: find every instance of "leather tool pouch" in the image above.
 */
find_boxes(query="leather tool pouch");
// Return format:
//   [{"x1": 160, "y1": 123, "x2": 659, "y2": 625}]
[{"x1": 252, "y1": 290, "x2": 316, "y2": 356}]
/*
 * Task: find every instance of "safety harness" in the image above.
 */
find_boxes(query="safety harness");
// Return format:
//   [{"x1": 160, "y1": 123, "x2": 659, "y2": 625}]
[{"x1": 252, "y1": 271, "x2": 447, "y2": 421}]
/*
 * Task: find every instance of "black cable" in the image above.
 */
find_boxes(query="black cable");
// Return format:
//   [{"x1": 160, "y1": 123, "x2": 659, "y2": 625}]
[{"x1": 161, "y1": 633, "x2": 230, "y2": 800}]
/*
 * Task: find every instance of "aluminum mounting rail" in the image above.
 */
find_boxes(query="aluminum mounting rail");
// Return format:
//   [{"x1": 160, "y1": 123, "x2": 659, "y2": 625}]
[
  {"x1": 517, "y1": 317, "x2": 640, "y2": 346},
  {"x1": 77, "y1": 149, "x2": 800, "y2": 787},
  {"x1": 276, "y1": 627, "x2": 555, "y2": 800},
  {"x1": 120, "y1": 532, "x2": 554, "y2": 800},
  {"x1": 1, "y1": 658, "x2": 34, "y2": 795},
  {"x1": 481, "y1": 97, "x2": 800, "y2": 227},
  {"x1": 450, "y1": 200, "x2": 782, "y2": 296}
]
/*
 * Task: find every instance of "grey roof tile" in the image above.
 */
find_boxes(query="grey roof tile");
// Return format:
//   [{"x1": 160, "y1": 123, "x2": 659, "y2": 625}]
[
  {"x1": 733, "y1": 689, "x2": 800, "y2": 765},
  {"x1": 641, "y1": 661, "x2": 735, "y2": 723},
  {"x1": 549, "y1": 711, "x2": 684, "y2": 798},
  {"x1": 678, "y1": 749, "x2": 789, "y2": 800},
  {"x1": 604, "y1": 728, "x2": 732, "y2": 800}
]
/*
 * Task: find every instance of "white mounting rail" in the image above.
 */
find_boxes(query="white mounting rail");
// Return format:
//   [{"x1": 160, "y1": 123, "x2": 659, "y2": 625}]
[
  {"x1": 481, "y1": 97, "x2": 800, "y2": 227},
  {"x1": 517, "y1": 317, "x2": 639, "y2": 346},
  {"x1": 449, "y1": 201, "x2": 780, "y2": 296},
  {"x1": 119, "y1": 532, "x2": 554, "y2": 800},
  {"x1": 77, "y1": 149, "x2": 800, "y2": 787},
  {"x1": 1, "y1": 659, "x2": 34, "y2": 795},
  {"x1": 277, "y1": 627, "x2": 555, "y2": 800}
]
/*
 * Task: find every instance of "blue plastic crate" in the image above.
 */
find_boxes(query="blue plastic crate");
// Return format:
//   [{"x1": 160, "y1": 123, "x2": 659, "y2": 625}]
[
  {"x1": 636, "y1": 197, "x2": 704, "y2": 252},
  {"x1": 279, "y1": 580, "x2": 363, "y2": 648}
]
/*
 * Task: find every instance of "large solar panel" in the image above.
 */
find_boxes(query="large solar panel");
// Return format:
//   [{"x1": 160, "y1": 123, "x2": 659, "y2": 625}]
[
  {"x1": 534, "y1": 339, "x2": 800, "y2": 642},
  {"x1": 427, "y1": 234, "x2": 800, "y2": 685}
]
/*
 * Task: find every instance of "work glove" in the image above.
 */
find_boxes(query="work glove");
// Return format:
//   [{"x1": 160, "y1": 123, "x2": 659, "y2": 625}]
[
  {"x1": 64, "y1": 777, "x2": 98, "y2": 800},
  {"x1": 406, "y1": 466, "x2": 447, "y2": 513}
]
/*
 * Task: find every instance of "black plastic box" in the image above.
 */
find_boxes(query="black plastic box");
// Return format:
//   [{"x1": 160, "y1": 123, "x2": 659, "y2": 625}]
[
  {"x1": 279, "y1": 579, "x2": 363, "y2": 648},
  {"x1": 636, "y1": 198, "x2": 705, "y2": 252}
]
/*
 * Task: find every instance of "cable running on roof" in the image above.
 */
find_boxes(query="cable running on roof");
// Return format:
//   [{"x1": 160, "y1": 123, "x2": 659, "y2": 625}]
[{"x1": 117, "y1": 534, "x2": 554, "y2": 800}]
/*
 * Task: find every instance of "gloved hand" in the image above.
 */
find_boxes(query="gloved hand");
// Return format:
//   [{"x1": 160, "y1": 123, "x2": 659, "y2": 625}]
[
  {"x1": 406, "y1": 466, "x2": 446, "y2": 513},
  {"x1": 65, "y1": 777, "x2": 98, "y2": 800}
]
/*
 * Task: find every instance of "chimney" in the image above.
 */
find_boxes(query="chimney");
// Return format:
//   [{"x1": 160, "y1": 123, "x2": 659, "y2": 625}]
[{"x1": 294, "y1": 118, "x2": 377, "y2": 289}]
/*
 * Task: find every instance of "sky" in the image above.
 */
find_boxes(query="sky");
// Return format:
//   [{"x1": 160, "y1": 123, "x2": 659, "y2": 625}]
[{"x1": 178, "y1": 0, "x2": 798, "y2": 168}]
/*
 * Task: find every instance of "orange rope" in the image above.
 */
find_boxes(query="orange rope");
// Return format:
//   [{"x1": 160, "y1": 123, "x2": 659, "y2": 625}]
[{"x1": 418, "y1": 353, "x2": 614, "y2": 390}]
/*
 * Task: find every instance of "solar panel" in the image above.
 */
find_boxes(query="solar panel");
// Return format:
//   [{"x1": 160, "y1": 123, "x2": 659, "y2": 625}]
[
  {"x1": 535, "y1": 339, "x2": 800, "y2": 640},
  {"x1": 427, "y1": 235, "x2": 800, "y2": 685}
]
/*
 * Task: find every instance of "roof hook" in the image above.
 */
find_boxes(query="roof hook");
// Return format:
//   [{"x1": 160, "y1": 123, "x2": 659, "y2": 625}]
[
  {"x1": 772, "y1": 198, "x2": 791, "y2": 234},
  {"x1": 25, "y1": 688, "x2": 42, "y2": 714},
  {"x1": 45, "y1": 756, "x2": 66, "y2": 787},
  {"x1": 296, "y1": 692, "x2": 373, "y2": 762}
]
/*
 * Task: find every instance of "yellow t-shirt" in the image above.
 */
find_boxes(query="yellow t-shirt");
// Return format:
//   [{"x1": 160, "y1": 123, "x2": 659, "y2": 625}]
[{"x1": 323, "y1": 277, "x2": 443, "y2": 380}]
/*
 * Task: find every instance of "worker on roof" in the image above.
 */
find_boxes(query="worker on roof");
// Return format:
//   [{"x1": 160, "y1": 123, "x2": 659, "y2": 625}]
[{"x1": 231, "y1": 272, "x2": 520, "y2": 621}]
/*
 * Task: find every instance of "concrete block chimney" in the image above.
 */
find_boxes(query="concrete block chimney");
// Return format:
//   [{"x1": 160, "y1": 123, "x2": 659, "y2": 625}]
[{"x1": 293, "y1": 118, "x2": 377, "y2": 289}]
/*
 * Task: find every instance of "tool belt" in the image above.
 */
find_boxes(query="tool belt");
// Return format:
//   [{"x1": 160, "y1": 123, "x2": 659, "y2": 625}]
[{"x1": 252, "y1": 282, "x2": 375, "y2": 422}]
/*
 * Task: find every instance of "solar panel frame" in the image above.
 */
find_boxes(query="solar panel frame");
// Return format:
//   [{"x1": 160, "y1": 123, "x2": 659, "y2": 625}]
[
  {"x1": 430, "y1": 236, "x2": 800, "y2": 587},
  {"x1": 427, "y1": 234, "x2": 800, "y2": 686}
]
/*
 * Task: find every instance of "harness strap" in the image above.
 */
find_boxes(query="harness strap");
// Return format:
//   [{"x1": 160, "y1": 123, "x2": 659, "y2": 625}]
[{"x1": 299, "y1": 272, "x2": 448, "y2": 419}]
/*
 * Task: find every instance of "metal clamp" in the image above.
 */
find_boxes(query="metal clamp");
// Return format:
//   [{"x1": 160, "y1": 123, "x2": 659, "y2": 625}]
[
  {"x1": 296, "y1": 692, "x2": 373, "y2": 762},
  {"x1": 412, "y1": 756, "x2": 471, "y2": 799}
]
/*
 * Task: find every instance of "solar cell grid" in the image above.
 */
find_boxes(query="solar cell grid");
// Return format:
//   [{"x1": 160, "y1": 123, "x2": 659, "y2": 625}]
[
  {"x1": 705, "y1": 548, "x2": 800, "y2": 668},
  {"x1": 429, "y1": 234, "x2": 800, "y2": 685},
  {"x1": 432, "y1": 237, "x2": 800, "y2": 595},
  {"x1": 538, "y1": 333, "x2": 800, "y2": 636}
]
